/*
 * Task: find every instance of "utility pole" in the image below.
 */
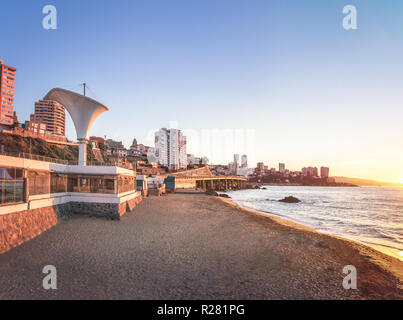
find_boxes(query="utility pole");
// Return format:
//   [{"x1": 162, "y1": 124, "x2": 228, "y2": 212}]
[{"x1": 83, "y1": 82, "x2": 86, "y2": 96}]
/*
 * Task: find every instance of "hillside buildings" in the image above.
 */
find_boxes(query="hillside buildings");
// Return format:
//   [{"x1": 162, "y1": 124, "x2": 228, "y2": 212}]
[
  {"x1": 89, "y1": 136, "x2": 105, "y2": 144},
  {"x1": 0, "y1": 59, "x2": 16, "y2": 125},
  {"x1": 154, "y1": 128, "x2": 187, "y2": 170},
  {"x1": 130, "y1": 138, "x2": 151, "y2": 154},
  {"x1": 249, "y1": 161, "x2": 334, "y2": 185},
  {"x1": 227, "y1": 154, "x2": 248, "y2": 175},
  {"x1": 187, "y1": 154, "x2": 209, "y2": 166},
  {"x1": 30, "y1": 99, "x2": 66, "y2": 136},
  {"x1": 104, "y1": 139, "x2": 127, "y2": 158}
]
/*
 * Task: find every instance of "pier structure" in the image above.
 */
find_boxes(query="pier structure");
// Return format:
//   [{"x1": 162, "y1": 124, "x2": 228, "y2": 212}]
[
  {"x1": 165, "y1": 166, "x2": 247, "y2": 191},
  {"x1": 195, "y1": 176, "x2": 247, "y2": 191}
]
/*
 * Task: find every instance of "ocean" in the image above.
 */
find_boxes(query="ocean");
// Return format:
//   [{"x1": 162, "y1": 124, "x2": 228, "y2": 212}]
[{"x1": 226, "y1": 186, "x2": 403, "y2": 261}]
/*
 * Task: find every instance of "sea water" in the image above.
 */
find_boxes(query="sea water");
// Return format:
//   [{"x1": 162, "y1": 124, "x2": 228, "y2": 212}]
[{"x1": 226, "y1": 186, "x2": 403, "y2": 261}]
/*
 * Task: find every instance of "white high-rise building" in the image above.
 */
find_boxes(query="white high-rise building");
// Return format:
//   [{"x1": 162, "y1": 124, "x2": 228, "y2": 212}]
[
  {"x1": 241, "y1": 154, "x2": 248, "y2": 168},
  {"x1": 154, "y1": 128, "x2": 169, "y2": 166},
  {"x1": 154, "y1": 128, "x2": 187, "y2": 170},
  {"x1": 234, "y1": 154, "x2": 240, "y2": 167}
]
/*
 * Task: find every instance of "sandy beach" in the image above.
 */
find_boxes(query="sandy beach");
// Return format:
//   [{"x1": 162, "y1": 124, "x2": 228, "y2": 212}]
[{"x1": 0, "y1": 192, "x2": 401, "y2": 299}]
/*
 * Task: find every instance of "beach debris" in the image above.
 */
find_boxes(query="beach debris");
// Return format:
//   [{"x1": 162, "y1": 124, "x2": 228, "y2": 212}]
[
  {"x1": 218, "y1": 194, "x2": 231, "y2": 198},
  {"x1": 261, "y1": 187, "x2": 267, "y2": 190},
  {"x1": 279, "y1": 196, "x2": 301, "y2": 203}
]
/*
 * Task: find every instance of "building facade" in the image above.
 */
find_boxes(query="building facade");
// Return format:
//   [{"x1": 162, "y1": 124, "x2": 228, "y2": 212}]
[
  {"x1": 307, "y1": 166, "x2": 319, "y2": 177},
  {"x1": 90, "y1": 136, "x2": 105, "y2": 144},
  {"x1": 104, "y1": 139, "x2": 127, "y2": 158},
  {"x1": 0, "y1": 59, "x2": 16, "y2": 125},
  {"x1": 31, "y1": 99, "x2": 66, "y2": 136},
  {"x1": 320, "y1": 167, "x2": 330, "y2": 179},
  {"x1": 154, "y1": 128, "x2": 187, "y2": 170},
  {"x1": 256, "y1": 162, "x2": 265, "y2": 173},
  {"x1": 130, "y1": 138, "x2": 151, "y2": 154},
  {"x1": 25, "y1": 120, "x2": 47, "y2": 135}
]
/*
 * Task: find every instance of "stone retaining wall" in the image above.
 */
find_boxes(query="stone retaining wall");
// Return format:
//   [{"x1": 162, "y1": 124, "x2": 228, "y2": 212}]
[
  {"x1": 68, "y1": 193, "x2": 143, "y2": 219},
  {"x1": 0, "y1": 206, "x2": 59, "y2": 254}
]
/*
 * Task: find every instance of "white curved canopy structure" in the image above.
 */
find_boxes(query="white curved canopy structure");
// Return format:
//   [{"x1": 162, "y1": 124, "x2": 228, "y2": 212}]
[
  {"x1": 44, "y1": 88, "x2": 109, "y2": 165},
  {"x1": 44, "y1": 88, "x2": 109, "y2": 140}
]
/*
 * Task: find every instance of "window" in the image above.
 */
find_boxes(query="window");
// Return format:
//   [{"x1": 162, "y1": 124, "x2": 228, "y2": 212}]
[
  {"x1": 28, "y1": 171, "x2": 50, "y2": 196},
  {"x1": 67, "y1": 175, "x2": 116, "y2": 194},
  {"x1": 50, "y1": 173, "x2": 67, "y2": 193},
  {"x1": 0, "y1": 167, "x2": 25, "y2": 205}
]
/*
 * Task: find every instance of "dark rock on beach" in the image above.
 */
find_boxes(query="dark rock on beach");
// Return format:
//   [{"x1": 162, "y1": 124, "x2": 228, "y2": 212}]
[
  {"x1": 218, "y1": 194, "x2": 230, "y2": 198},
  {"x1": 205, "y1": 190, "x2": 219, "y2": 196}
]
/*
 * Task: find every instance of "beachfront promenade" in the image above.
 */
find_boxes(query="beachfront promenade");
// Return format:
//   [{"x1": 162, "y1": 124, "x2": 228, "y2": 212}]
[{"x1": 0, "y1": 192, "x2": 401, "y2": 299}]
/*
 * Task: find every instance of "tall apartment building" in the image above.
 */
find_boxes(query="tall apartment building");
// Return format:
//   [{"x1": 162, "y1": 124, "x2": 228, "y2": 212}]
[
  {"x1": 256, "y1": 162, "x2": 265, "y2": 173},
  {"x1": 241, "y1": 154, "x2": 248, "y2": 168},
  {"x1": 320, "y1": 167, "x2": 330, "y2": 179},
  {"x1": 31, "y1": 100, "x2": 65, "y2": 136},
  {"x1": 154, "y1": 128, "x2": 187, "y2": 170},
  {"x1": 279, "y1": 163, "x2": 285, "y2": 173},
  {"x1": 0, "y1": 59, "x2": 16, "y2": 125},
  {"x1": 307, "y1": 166, "x2": 318, "y2": 177},
  {"x1": 233, "y1": 154, "x2": 240, "y2": 168}
]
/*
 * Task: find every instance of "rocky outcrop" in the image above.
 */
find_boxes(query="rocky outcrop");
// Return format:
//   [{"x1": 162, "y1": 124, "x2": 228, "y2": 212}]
[{"x1": 279, "y1": 196, "x2": 301, "y2": 203}]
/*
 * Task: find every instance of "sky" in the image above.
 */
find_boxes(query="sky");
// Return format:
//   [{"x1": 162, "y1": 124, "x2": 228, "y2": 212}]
[{"x1": 1, "y1": 0, "x2": 403, "y2": 182}]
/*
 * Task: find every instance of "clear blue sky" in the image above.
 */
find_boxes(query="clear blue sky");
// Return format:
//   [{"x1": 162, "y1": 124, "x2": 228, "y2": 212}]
[{"x1": 1, "y1": 0, "x2": 403, "y2": 181}]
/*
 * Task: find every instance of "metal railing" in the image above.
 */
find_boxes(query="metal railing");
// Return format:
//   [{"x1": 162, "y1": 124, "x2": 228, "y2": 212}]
[
  {"x1": 0, "y1": 151, "x2": 71, "y2": 165},
  {"x1": 0, "y1": 152, "x2": 133, "y2": 170},
  {"x1": 87, "y1": 160, "x2": 133, "y2": 170}
]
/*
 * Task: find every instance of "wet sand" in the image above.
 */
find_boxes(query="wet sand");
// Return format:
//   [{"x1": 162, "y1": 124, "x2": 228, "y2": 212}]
[{"x1": 0, "y1": 193, "x2": 401, "y2": 299}]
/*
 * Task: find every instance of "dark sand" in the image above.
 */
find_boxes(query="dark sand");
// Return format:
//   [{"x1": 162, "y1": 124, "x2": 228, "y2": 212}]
[{"x1": 0, "y1": 193, "x2": 401, "y2": 299}]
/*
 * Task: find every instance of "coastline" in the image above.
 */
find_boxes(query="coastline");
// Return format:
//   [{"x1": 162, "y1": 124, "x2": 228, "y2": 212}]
[{"x1": 216, "y1": 196, "x2": 403, "y2": 285}]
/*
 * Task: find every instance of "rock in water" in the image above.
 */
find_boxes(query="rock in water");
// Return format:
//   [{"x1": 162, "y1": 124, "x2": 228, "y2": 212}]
[{"x1": 279, "y1": 196, "x2": 301, "y2": 203}]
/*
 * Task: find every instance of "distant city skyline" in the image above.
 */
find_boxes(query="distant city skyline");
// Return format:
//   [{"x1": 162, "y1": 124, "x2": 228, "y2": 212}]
[{"x1": 1, "y1": 1, "x2": 403, "y2": 182}]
